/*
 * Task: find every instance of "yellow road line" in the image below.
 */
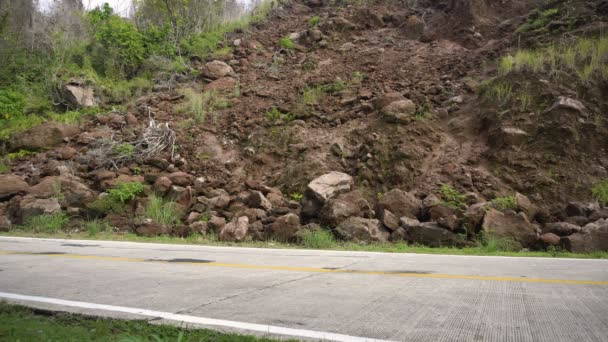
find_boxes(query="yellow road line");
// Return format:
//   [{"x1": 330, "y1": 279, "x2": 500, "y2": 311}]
[{"x1": 1, "y1": 250, "x2": 607, "y2": 285}]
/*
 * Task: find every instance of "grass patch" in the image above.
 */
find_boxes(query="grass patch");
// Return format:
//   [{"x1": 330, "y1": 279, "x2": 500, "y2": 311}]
[
  {"x1": 265, "y1": 107, "x2": 294, "y2": 122},
  {"x1": 89, "y1": 182, "x2": 145, "y2": 215},
  {"x1": 308, "y1": 16, "x2": 320, "y2": 27},
  {"x1": 0, "y1": 162, "x2": 9, "y2": 174},
  {"x1": 440, "y1": 184, "x2": 466, "y2": 210},
  {"x1": 592, "y1": 180, "x2": 608, "y2": 206},
  {"x1": 301, "y1": 86, "x2": 325, "y2": 105},
  {"x1": 300, "y1": 229, "x2": 336, "y2": 249},
  {"x1": 85, "y1": 220, "x2": 111, "y2": 237},
  {"x1": 516, "y1": 8, "x2": 559, "y2": 34},
  {"x1": 21, "y1": 213, "x2": 69, "y2": 233},
  {"x1": 178, "y1": 88, "x2": 229, "y2": 123},
  {"x1": 0, "y1": 302, "x2": 285, "y2": 341},
  {"x1": 143, "y1": 195, "x2": 183, "y2": 225},
  {"x1": 279, "y1": 37, "x2": 295, "y2": 50},
  {"x1": 112, "y1": 143, "x2": 135, "y2": 157},
  {"x1": 491, "y1": 196, "x2": 517, "y2": 211}
]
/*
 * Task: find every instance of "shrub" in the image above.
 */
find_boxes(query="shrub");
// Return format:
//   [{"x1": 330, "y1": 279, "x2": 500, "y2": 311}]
[
  {"x1": 290, "y1": 192, "x2": 303, "y2": 201},
  {"x1": 300, "y1": 229, "x2": 336, "y2": 249},
  {"x1": 0, "y1": 162, "x2": 8, "y2": 174},
  {"x1": 516, "y1": 8, "x2": 559, "y2": 34},
  {"x1": 491, "y1": 196, "x2": 517, "y2": 211},
  {"x1": 108, "y1": 182, "x2": 145, "y2": 202},
  {"x1": 301, "y1": 86, "x2": 324, "y2": 105},
  {"x1": 321, "y1": 81, "x2": 347, "y2": 94},
  {"x1": 144, "y1": 195, "x2": 182, "y2": 225},
  {"x1": 308, "y1": 16, "x2": 320, "y2": 27},
  {"x1": 279, "y1": 37, "x2": 295, "y2": 50},
  {"x1": 440, "y1": 184, "x2": 466, "y2": 210},
  {"x1": 23, "y1": 213, "x2": 69, "y2": 232},
  {"x1": 0, "y1": 89, "x2": 25, "y2": 120},
  {"x1": 85, "y1": 220, "x2": 111, "y2": 236},
  {"x1": 592, "y1": 180, "x2": 608, "y2": 206},
  {"x1": 265, "y1": 107, "x2": 294, "y2": 122}
]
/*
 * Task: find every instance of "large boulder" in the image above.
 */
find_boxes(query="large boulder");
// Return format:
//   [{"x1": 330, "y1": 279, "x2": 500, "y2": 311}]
[
  {"x1": 219, "y1": 216, "x2": 249, "y2": 242},
  {"x1": 428, "y1": 205, "x2": 459, "y2": 231},
  {"x1": 463, "y1": 202, "x2": 488, "y2": 233},
  {"x1": 270, "y1": 213, "x2": 301, "y2": 242},
  {"x1": 0, "y1": 174, "x2": 29, "y2": 199},
  {"x1": 11, "y1": 123, "x2": 80, "y2": 151},
  {"x1": 561, "y1": 220, "x2": 608, "y2": 253},
  {"x1": 30, "y1": 175, "x2": 97, "y2": 207},
  {"x1": 201, "y1": 60, "x2": 235, "y2": 80},
  {"x1": 168, "y1": 172, "x2": 194, "y2": 186},
  {"x1": 543, "y1": 222, "x2": 581, "y2": 236},
  {"x1": 17, "y1": 195, "x2": 61, "y2": 224},
  {"x1": 246, "y1": 191, "x2": 273, "y2": 210},
  {"x1": 319, "y1": 190, "x2": 373, "y2": 227},
  {"x1": 135, "y1": 219, "x2": 170, "y2": 236},
  {"x1": 382, "y1": 99, "x2": 416, "y2": 124},
  {"x1": 515, "y1": 193, "x2": 538, "y2": 221},
  {"x1": 335, "y1": 217, "x2": 389, "y2": 243},
  {"x1": 302, "y1": 171, "x2": 353, "y2": 218},
  {"x1": 62, "y1": 81, "x2": 96, "y2": 108},
  {"x1": 481, "y1": 209, "x2": 539, "y2": 247},
  {"x1": 408, "y1": 222, "x2": 463, "y2": 247},
  {"x1": 377, "y1": 189, "x2": 421, "y2": 220}
]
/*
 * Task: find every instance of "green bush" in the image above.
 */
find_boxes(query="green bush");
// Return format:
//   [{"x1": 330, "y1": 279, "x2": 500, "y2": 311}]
[
  {"x1": 592, "y1": 180, "x2": 608, "y2": 206},
  {"x1": 0, "y1": 89, "x2": 25, "y2": 120},
  {"x1": 143, "y1": 195, "x2": 182, "y2": 225},
  {"x1": 279, "y1": 37, "x2": 295, "y2": 50},
  {"x1": 308, "y1": 16, "x2": 320, "y2": 27},
  {"x1": 300, "y1": 229, "x2": 336, "y2": 249},
  {"x1": 491, "y1": 196, "x2": 517, "y2": 211},
  {"x1": 440, "y1": 184, "x2": 466, "y2": 210},
  {"x1": 108, "y1": 182, "x2": 145, "y2": 202},
  {"x1": 22, "y1": 213, "x2": 69, "y2": 232}
]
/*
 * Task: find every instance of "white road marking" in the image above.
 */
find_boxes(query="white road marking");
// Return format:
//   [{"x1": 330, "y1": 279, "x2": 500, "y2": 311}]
[{"x1": 0, "y1": 291, "x2": 395, "y2": 342}]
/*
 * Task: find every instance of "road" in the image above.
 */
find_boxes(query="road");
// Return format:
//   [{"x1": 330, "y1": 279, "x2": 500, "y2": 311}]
[{"x1": 0, "y1": 236, "x2": 607, "y2": 341}]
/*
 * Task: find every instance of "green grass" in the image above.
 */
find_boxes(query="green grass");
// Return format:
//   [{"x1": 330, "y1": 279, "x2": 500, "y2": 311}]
[
  {"x1": 491, "y1": 196, "x2": 517, "y2": 211},
  {"x1": 301, "y1": 86, "x2": 325, "y2": 105},
  {"x1": 3, "y1": 230, "x2": 607, "y2": 259},
  {"x1": 516, "y1": 8, "x2": 559, "y2": 34},
  {"x1": 308, "y1": 16, "x2": 320, "y2": 27},
  {"x1": 21, "y1": 213, "x2": 69, "y2": 233},
  {"x1": 113, "y1": 143, "x2": 135, "y2": 157},
  {"x1": 0, "y1": 162, "x2": 9, "y2": 174},
  {"x1": 85, "y1": 220, "x2": 111, "y2": 237},
  {"x1": 279, "y1": 37, "x2": 295, "y2": 50},
  {"x1": 440, "y1": 184, "x2": 466, "y2": 210},
  {"x1": 143, "y1": 195, "x2": 183, "y2": 225},
  {"x1": 265, "y1": 107, "x2": 294, "y2": 122},
  {"x1": 592, "y1": 180, "x2": 608, "y2": 206},
  {"x1": 300, "y1": 229, "x2": 336, "y2": 249},
  {"x1": 0, "y1": 302, "x2": 285, "y2": 341}
]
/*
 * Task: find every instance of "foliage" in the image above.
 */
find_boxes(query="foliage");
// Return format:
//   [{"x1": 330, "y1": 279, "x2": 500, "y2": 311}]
[
  {"x1": 0, "y1": 302, "x2": 285, "y2": 341},
  {"x1": 178, "y1": 88, "x2": 229, "y2": 123},
  {"x1": 7, "y1": 150, "x2": 37, "y2": 160},
  {"x1": 290, "y1": 192, "x2": 303, "y2": 201},
  {"x1": 491, "y1": 196, "x2": 517, "y2": 211},
  {"x1": 300, "y1": 229, "x2": 336, "y2": 249},
  {"x1": 479, "y1": 80, "x2": 513, "y2": 105},
  {"x1": 108, "y1": 182, "x2": 145, "y2": 203},
  {"x1": 265, "y1": 107, "x2": 294, "y2": 122},
  {"x1": 301, "y1": 86, "x2": 325, "y2": 105},
  {"x1": 321, "y1": 81, "x2": 348, "y2": 94},
  {"x1": 516, "y1": 8, "x2": 559, "y2": 34},
  {"x1": 279, "y1": 37, "x2": 295, "y2": 50},
  {"x1": 143, "y1": 195, "x2": 183, "y2": 225},
  {"x1": 85, "y1": 220, "x2": 111, "y2": 237},
  {"x1": 0, "y1": 88, "x2": 25, "y2": 120},
  {"x1": 0, "y1": 162, "x2": 9, "y2": 174},
  {"x1": 113, "y1": 143, "x2": 135, "y2": 157},
  {"x1": 22, "y1": 213, "x2": 69, "y2": 232},
  {"x1": 308, "y1": 16, "x2": 320, "y2": 27},
  {"x1": 440, "y1": 184, "x2": 466, "y2": 210},
  {"x1": 592, "y1": 180, "x2": 608, "y2": 206}
]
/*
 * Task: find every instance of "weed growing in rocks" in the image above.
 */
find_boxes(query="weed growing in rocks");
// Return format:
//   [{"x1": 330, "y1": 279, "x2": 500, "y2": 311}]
[
  {"x1": 289, "y1": 192, "x2": 303, "y2": 201},
  {"x1": 0, "y1": 162, "x2": 9, "y2": 174},
  {"x1": 592, "y1": 180, "x2": 608, "y2": 206},
  {"x1": 279, "y1": 37, "x2": 295, "y2": 50},
  {"x1": 143, "y1": 195, "x2": 182, "y2": 225},
  {"x1": 491, "y1": 196, "x2": 517, "y2": 211},
  {"x1": 300, "y1": 229, "x2": 336, "y2": 249},
  {"x1": 265, "y1": 107, "x2": 294, "y2": 122},
  {"x1": 440, "y1": 184, "x2": 466, "y2": 210},
  {"x1": 89, "y1": 182, "x2": 145, "y2": 214},
  {"x1": 86, "y1": 220, "x2": 111, "y2": 236},
  {"x1": 113, "y1": 143, "x2": 135, "y2": 157},
  {"x1": 308, "y1": 16, "x2": 320, "y2": 27},
  {"x1": 22, "y1": 213, "x2": 69, "y2": 233}
]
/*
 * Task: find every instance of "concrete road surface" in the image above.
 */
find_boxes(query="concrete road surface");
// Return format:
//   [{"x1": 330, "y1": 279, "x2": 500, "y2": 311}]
[{"x1": 0, "y1": 236, "x2": 607, "y2": 341}]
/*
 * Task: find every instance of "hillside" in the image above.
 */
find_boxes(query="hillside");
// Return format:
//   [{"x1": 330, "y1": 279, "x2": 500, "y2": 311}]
[{"x1": 0, "y1": 0, "x2": 607, "y2": 253}]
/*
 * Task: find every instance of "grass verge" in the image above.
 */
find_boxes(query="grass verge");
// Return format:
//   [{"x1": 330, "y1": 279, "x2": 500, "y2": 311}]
[
  {"x1": 0, "y1": 301, "x2": 285, "y2": 341},
  {"x1": 2, "y1": 231, "x2": 607, "y2": 259}
]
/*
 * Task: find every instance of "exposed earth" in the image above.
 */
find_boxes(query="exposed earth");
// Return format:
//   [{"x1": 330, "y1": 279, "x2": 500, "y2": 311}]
[{"x1": 1, "y1": 0, "x2": 607, "y2": 252}]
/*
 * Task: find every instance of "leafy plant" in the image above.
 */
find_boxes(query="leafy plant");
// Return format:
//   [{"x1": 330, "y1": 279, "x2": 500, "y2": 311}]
[
  {"x1": 308, "y1": 16, "x2": 320, "y2": 27},
  {"x1": 7, "y1": 150, "x2": 37, "y2": 160},
  {"x1": 592, "y1": 180, "x2": 608, "y2": 206},
  {"x1": 300, "y1": 229, "x2": 336, "y2": 249},
  {"x1": 22, "y1": 213, "x2": 69, "y2": 232},
  {"x1": 0, "y1": 162, "x2": 9, "y2": 174},
  {"x1": 321, "y1": 81, "x2": 347, "y2": 94},
  {"x1": 108, "y1": 182, "x2": 145, "y2": 202},
  {"x1": 265, "y1": 107, "x2": 294, "y2": 122},
  {"x1": 143, "y1": 195, "x2": 182, "y2": 225},
  {"x1": 113, "y1": 143, "x2": 135, "y2": 157},
  {"x1": 440, "y1": 184, "x2": 466, "y2": 210},
  {"x1": 0, "y1": 89, "x2": 25, "y2": 120},
  {"x1": 279, "y1": 37, "x2": 295, "y2": 50},
  {"x1": 491, "y1": 196, "x2": 517, "y2": 211},
  {"x1": 290, "y1": 192, "x2": 303, "y2": 201}
]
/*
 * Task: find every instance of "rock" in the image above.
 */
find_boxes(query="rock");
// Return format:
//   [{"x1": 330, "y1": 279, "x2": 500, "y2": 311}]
[
  {"x1": 61, "y1": 81, "x2": 95, "y2": 108},
  {"x1": 561, "y1": 221, "x2": 608, "y2": 252},
  {"x1": 335, "y1": 217, "x2": 389, "y2": 243},
  {"x1": 204, "y1": 77, "x2": 238, "y2": 94},
  {"x1": 219, "y1": 216, "x2": 249, "y2": 242},
  {"x1": 270, "y1": 213, "x2": 301, "y2": 242},
  {"x1": 429, "y1": 205, "x2": 459, "y2": 230},
  {"x1": 207, "y1": 216, "x2": 226, "y2": 233},
  {"x1": 399, "y1": 216, "x2": 420, "y2": 229},
  {"x1": 0, "y1": 203, "x2": 11, "y2": 231},
  {"x1": 515, "y1": 193, "x2": 537, "y2": 221},
  {"x1": 167, "y1": 185, "x2": 193, "y2": 208},
  {"x1": 186, "y1": 211, "x2": 201, "y2": 224},
  {"x1": 543, "y1": 222, "x2": 581, "y2": 236},
  {"x1": 589, "y1": 209, "x2": 608, "y2": 222},
  {"x1": 463, "y1": 202, "x2": 488, "y2": 233},
  {"x1": 153, "y1": 176, "x2": 172, "y2": 194},
  {"x1": 377, "y1": 189, "x2": 421, "y2": 220},
  {"x1": 240, "y1": 208, "x2": 266, "y2": 222},
  {"x1": 248, "y1": 220, "x2": 265, "y2": 240},
  {"x1": 201, "y1": 60, "x2": 235, "y2": 80},
  {"x1": 374, "y1": 92, "x2": 405, "y2": 110},
  {"x1": 246, "y1": 191, "x2": 273, "y2": 210},
  {"x1": 266, "y1": 192, "x2": 286, "y2": 207},
  {"x1": 390, "y1": 227, "x2": 408, "y2": 241},
  {"x1": 136, "y1": 219, "x2": 170, "y2": 236},
  {"x1": 408, "y1": 222, "x2": 463, "y2": 247},
  {"x1": 18, "y1": 195, "x2": 61, "y2": 224},
  {"x1": 309, "y1": 29, "x2": 323, "y2": 41},
  {"x1": 11, "y1": 123, "x2": 80, "y2": 151},
  {"x1": 306, "y1": 171, "x2": 353, "y2": 203},
  {"x1": 547, "y1": 96, "x2": 586, "y2": 114},
  {"x1": 481, "y1": 209, "x2": 538, "y2": 247},
  {"x1": 422, "y1": 194, "x2": 441, "y2": 209},
  {"x1": 101, "y1": 174, "x2": 144, "y2": 190},
  {"x1": 565, "y1": 216, "x2": 590, "y2": 227},
  {"x1": 319, "y1": 190, "x2": 373, "y2": 227},
  {"x1": 0, "y1": 174, "x2": 29, "y2": 199},
  {"x1": 190, "y1": 221, "x2": 209, "y2": 235},
  {"x1": 105, "y1": 213, "x2": 131, "y2": 231},
  {"x1": 30, "y1": 176, "x2": 97, "y2": 207},
  {"x1": 168, "y1": 172, "x2": 194, "y2": 186},
  {"x1": 339, "y1": 42, "x2": 355, "y2": 51},
  {"x1": 497, "y1": 126, "x2": 528, "y2": 146},
  {"x1": 565, "y1": 202, "x2": 592, "y2": 217},
  {"x1": 95, "y1": 170, "x2": 117, "y2": 181},
  {"x1": 539, "y1": 233, "x2": 560, "y2": 246},
  {"x1": 382, "y1": 99, "x2": 416, "y2": 124},
  {"x1": 380, "y1": 209, "x2": 400, "y2": 231},
  {"x1": 207, "y1": 195, "x2": 231, "y2": 210},
  {"x1": 56, "y1": 146, "x2": 77, "y2": 160}
]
